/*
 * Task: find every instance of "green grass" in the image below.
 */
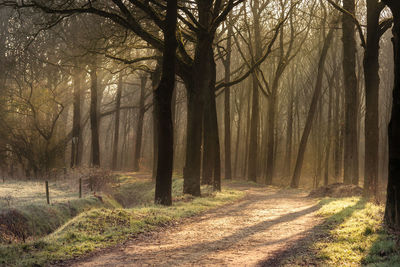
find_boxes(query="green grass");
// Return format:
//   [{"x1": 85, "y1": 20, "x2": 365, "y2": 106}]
[
  {"x1": 289, "y1": 197, "x2": 400, "y2": 266},
  {"x1": 0, "y1": 175, "x2": 213, "y2": 244},
  {"x1": 0, "y1": 178, "x2": 244, "y2": 266}
]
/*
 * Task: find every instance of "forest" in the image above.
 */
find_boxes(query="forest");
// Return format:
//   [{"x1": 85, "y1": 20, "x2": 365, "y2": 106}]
[{"x1": 0, "y1": 0, "x2": 400, "y2": 266}]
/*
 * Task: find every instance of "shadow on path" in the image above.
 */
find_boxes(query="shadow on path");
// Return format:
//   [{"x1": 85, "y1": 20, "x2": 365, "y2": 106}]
[{"x1": 257, "y1": 198, "x2": 366, "y2": 266}]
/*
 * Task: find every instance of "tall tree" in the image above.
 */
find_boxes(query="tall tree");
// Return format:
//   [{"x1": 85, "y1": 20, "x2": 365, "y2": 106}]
[
  {"x1": 112, "y1": 73, "x2": 123, "y2": 170},
  {"x1": 224, "y1": 17, "x2": 233, "y2": 180},
  {"x1": 342, "y1": 0, "x2": 359, "y2": 185},
  {"x1": 89, "y1": 62, "x2": 100, "y2": 167},
  {"x1": 248, "y1": 0, "x2": 262, "y2": 182},
  {"x1": 290, "y1": 20, "x2": 337, "y2": 188},
  {"x1": 70, "y1": 63, "x2": 82, "y2": 168},
  {"x1": 363, "y1": 1, "x2": 392, "y2": 197},
  {"x1": 133, "y1": 74, "x2": 147, "y2": 172},
  {"x1": 154, "y1": 0, "x2": 178, "y2": 206},
  {"x1": 383, "y1": 0, "x2": 400, "y2": 231}
]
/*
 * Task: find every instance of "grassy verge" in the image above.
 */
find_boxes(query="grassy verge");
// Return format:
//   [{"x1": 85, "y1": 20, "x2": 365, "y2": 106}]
[
  {"x1": 289, "y1": 197, "x2": 400, "y2": 266},
  {"x1": 0, "y1": 196, "x2": 114, "y2": 244},
  {"x1": 0, "y1": 175, "x2": 187, "y2": 244},
  {"x1": 0, "y1": 182, "x2": 244, "y2": 266}
]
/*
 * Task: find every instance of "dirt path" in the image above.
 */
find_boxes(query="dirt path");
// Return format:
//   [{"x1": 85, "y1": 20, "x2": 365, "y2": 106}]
[{"x1": 69, "y1": 186, "x2": 322, "y2": 267}]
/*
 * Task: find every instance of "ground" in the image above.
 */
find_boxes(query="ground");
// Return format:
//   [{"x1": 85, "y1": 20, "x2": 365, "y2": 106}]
[
  {"x1": 2, "y1": 175, "x2": 395, "y2": 266},
  {"x1": 64, "y1": 185, "x2": 322, "y2": 267}
]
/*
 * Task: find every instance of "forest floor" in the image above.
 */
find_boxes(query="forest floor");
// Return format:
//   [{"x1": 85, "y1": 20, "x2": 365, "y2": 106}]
[
  {"x1": 2, "y1": 174, "x2": 395, "y2": 266},
  {"x1": 64, "y1": 185, "x2": 325, "y2": 267}
]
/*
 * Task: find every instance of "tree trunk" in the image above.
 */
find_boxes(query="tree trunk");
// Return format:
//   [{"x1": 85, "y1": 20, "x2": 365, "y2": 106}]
[
  {"x1": 71, "y1": 65, "x2": 82, "y2": 168},
  {"x1": 290, "y1": 25, "x2": 336, "y2": 188},
  {"x1": 243, "y1": 79, "x2": 252, "y2": 178},
  {"x1": 224, "y1": 19, "x2": 233, "y2": 180},
  {"x1": 248, "y1": 0, "x2": 262, "y2": 182},
  {"x1": 133, "y1": 75, "x2": 147, "y2": 171},
  {"x1": 363, "y1": 0, "x2": 381, "y2": 197},
  {"x1": 383, "y1": 0, "x2": 400, "y2": 231},
  {"x1": 342, "y1": 0, "x2": 359, "y2": 185},
  {"x1": 112, "y1": 74, "x2": 123, "y2": 170},
  {"x1": 183, "y1": 1, "x2": 215, "y2": 196},
  {"x1": 152, "y1": 62, "x2": 161, "y2": 179},
  {"x1": 183, "y1": 77, "x2": 203, "y2": 196},
  {"x1": 284, "y1": 77, "x2": 294, "y2": 179},
  {"x1": 90, "y1": 64, "x2": 100, "y2": 167},
  {"x1": 154, "y1": 0, "x2": 178, "y2": 205},
  {"x1": 201, "y1": 44, "x2": 221, "y2": 190},
  {"x1": 324, "y1": 74, "x2": 334, "y2": 186},
  {"x1": 234, "y1": 91, "x2": 244, "y2": 179},
  {"x1": 265, "y1": 79, "x2": 278, "y2": 185},
  {"x1": 333, "y1": 76, "x2": 342, "y2": 181}
]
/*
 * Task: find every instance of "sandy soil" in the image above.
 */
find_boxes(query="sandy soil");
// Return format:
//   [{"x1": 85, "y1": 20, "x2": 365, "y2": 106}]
[{"x1": 66, "y1": 186, "x2": 322, "y2": 267}]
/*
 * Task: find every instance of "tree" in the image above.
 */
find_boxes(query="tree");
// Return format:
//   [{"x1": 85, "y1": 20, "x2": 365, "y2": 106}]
[
  {"x1": 133, "y1": 74, "x2": 147, "y2": 172},
  {"x1": 112, "y1": 73, "x2": 123, "y2": 170},
  {"x1": 2, "y1": 0, "x2": 243, "y2": 197},
  {"x1": 154, "y1": 0, "x2": 178, "y2": 205},
  {"x1": 71, "y1": 62, "x2": 83, "y2": 168},
  {"x1": 327, "y1": 0, "x2": 393, "y2": 195},
  {"x1": 383, "y1": 0, "x2": 400, "y2": 231},
  {"x1": 89, "y1": 60, "x2": 100, "y2": 167},
  {"x1": 290, "y1": 19, "x2": 337, "y2": 188},
  {"x1": 342, "y1": 0, "x2": 359, "y2": 185},
  {"x1": 224, "y1": 17, "x2": 233, "y2": 180}
]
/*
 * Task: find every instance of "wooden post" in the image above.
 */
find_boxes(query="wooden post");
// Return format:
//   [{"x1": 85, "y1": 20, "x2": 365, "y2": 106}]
[
  {"x1": 45, "y1": 181, "x2": 50, "y2": 204},
  {"x1": 79, "y1": 178, "x2": 82, "y2": 198}
]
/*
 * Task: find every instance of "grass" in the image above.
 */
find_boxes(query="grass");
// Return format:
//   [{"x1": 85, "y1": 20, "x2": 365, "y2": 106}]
[
  {"x1": 0, "y1": 176, "x2": 245, "y2": 266},
  {"x1": 0, "y1": 179, "x2": 80, "y2": 208},
  {"x1": 0, "y1": 174, "x2": 184, "y2": 244},
  {"x1": 111, "y1": 174, "x2": 189, "y2": 207},
  {"x1": 289, "y1": 197, "x2": 400, "y2": 266}
]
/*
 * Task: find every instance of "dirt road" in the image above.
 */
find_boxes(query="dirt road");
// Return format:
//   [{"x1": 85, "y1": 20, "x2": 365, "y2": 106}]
[{"x1": 69, "y1": 186, "x2": 321, "y2": 267}]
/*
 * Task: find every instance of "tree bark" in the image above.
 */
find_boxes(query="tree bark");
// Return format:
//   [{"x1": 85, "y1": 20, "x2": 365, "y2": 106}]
[
  {"x1": 183, "y1": 1, "x2": 216, "y2": 196},
  {"x1": 342, "y1": 0, "x2": 359, "y2": 185},
  {"x1": 154, "y1": 0, "x2": 178, "y2": 206},
  {"x1": 201, "y1": 47, "x2": 221, "y2": 189},
  {"x1": 363, "y1": 0, "x2": 381, "y2": 197},
  {"x1": 383, "y1": 0, "x2": 400, "y2": 231}
]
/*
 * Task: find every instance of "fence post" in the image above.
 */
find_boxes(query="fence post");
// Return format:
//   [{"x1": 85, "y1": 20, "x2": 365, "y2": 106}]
[
  {"x1": 45, "y1": 181, "x2": 50, "y2": 204},
  {"x1": 79, "y1": 178, "x2": 82, "y2": 198}
]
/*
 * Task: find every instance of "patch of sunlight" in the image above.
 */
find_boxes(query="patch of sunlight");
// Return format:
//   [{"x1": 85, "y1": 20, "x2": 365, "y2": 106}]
[{"x1": 312, "y1": 197, "x2": 399, "y2": 266}]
